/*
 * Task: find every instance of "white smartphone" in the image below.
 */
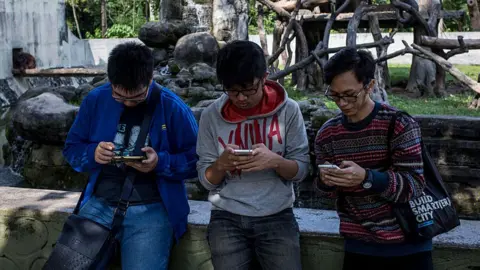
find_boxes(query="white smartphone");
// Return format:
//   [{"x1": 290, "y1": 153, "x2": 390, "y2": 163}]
[
  {"x1": 318, "y1": 164, "x2": 340, "y2": 170},
  {"x1": 233, "y1": 149, "x2": 253, "y2": 156}
]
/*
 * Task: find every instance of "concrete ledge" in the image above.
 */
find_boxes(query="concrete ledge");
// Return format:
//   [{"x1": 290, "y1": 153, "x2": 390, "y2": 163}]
[{"x1": 0, "y1": 187, "x2": 479, "y2": 270}]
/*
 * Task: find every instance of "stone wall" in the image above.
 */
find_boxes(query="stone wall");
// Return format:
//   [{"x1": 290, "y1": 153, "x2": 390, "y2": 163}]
[{"x1": 0, "y1": 187, "x2": 479, "y2": 270}]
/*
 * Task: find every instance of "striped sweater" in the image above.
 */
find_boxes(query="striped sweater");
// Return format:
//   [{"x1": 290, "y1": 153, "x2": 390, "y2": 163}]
[{"x1": 314, "y1": 102, "x2": 428, "y2": 251}]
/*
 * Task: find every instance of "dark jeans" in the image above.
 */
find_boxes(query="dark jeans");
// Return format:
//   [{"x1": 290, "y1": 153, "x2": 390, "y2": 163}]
[
  {"x1": 207, "y1": 208, "x2": 302, "y2": 270},
  {"x1": 343, "y1": 251, "x2": 434, "y2": 270}
]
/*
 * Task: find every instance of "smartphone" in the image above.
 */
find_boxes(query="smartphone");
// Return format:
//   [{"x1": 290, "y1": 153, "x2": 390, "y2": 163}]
[
  {"x1": 112, "y1": 155, "x2": 146, "y2": 162},
  {"x1": 318, "y1": 164, "x2": 340, "y2": 170},
  {"x1": 233, "y1": 149, "x2": 253, "y2": 156}
]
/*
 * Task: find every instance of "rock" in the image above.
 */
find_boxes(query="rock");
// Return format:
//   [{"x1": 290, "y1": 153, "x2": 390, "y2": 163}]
[
  {"x1": 168, "y1": 60, "x2": 181, "y2": 75},
  {"x1": 17, "y1": 86, "x2": 77, "y2": 104},
  {"x1": 159, "y1": 0, "x2": 183, "y2": 21},
  {"x1": 152, "y1": 48, "x2": 168, "y2": 66},
  {"x1": 77, "y1": 84, "x2": 95, "y2": 104},
  {"x1": 90, "y1": 76, "x2": 107, "y2": 86},
  {"x1": 174, "y1": 32, "x2": 219, "y2": 68},
  {"x1": 166, "y1": 82, "x2": 188, "y2": 97},
  {"x1": 187, "y1": 87, "x2": 209, "y2": 97},
  {"x1": 11, "y1": 93, "x2": 78, "y2": 144},
  {"x1": 310, "y1": 108, "x2": 340, "y2": 129},
  {"x1": 138, "y1": 21, "x2": 190, "y2": 48},
  {"x1": 297, "y1": 98, "x2": 327, "y2": 116},
  {"x1": 189, "y1": 63, "x2": 217, "y2": 82},
  {"x1": 202, "y1": 82, "x2": 215, "y2": 92},
  {"x1": 212, "y1": 0, "x2": 249, "y2": 42},
  {"x1": 23, "y1": 144, "x2": 88, "y2": 189}
]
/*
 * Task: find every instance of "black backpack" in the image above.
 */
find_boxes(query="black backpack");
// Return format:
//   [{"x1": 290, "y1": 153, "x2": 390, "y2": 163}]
[{"x1": 387, "y1": 110, "x2": 461, "y2": 242}]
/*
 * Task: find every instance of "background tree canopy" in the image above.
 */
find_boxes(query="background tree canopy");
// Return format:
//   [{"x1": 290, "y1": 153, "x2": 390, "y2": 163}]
[{"x1": 65, "y1": 0, "x2": 472, "y2": 39}]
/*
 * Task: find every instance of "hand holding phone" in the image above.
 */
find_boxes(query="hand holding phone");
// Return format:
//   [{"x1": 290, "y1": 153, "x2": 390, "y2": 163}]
[
  {"x1": 112, "y1": 155, "x2": 147, "y2": 163},
  {"x1": 233, "y1": 149, "x2": 253, "y2": 156},
  {"x1": 318, "y1": 164, "x2": 340, "y2": 170},
  {"x1": 95, "y1": 142, "x2": 116, "y2": 164}
]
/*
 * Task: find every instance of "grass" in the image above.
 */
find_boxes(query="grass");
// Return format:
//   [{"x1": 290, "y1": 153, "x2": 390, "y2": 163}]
[{"x1": 284, "y1": 64, "x2": 480, "y2": 117}]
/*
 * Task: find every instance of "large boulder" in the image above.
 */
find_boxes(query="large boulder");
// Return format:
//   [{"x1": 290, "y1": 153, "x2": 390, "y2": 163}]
[
  {"x1": 11, "y1": 93, "x2": 78, "y2": 144},
  {"x1": 174, "y1": 32, "x2": 219, "y2": 68},
  {"x1": 189, "y1": 63, "x2": 217, "y2": 83},
  {"x1": 138, "y1": 21, "x2": 190, "y2": 48}
]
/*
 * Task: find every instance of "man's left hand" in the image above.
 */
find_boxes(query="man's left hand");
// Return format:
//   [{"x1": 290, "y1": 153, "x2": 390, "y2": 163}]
[
  {"x1": 323, "y1": 161, "x2": 366, "y2": 187},
  {"x1": 125, "y1": 147, "x2": 158, "y2": 173},
  {"x1": 235, "y1": 143, "x2": 281, "y2": 172}
]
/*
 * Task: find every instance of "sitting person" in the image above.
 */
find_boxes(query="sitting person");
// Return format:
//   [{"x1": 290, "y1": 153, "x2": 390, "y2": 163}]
[
  {"x1": 63, "y1": 41, "x2": 198, "y2": 269},
  {"x1": 314, "y1": 48, "x2": 432, "y2": 270},
  {"x1": 196, "y1": 40, "x2": 310, "y2": 270}
]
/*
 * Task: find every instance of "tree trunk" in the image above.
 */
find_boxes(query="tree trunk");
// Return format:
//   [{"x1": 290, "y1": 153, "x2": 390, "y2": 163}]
[
  {"x1": 369, "y1": 14, "x2": 390, "y2": 104},
  {"x1": 159, "y1": 0, "x2": 183, "y2": 22},
  {"x1": 467, "y1": 0, "x2": 480, "y2": 30},
  {"x1": 101, "y1": 0, "x2": 107, "y2": 38},
  {"x1": 257, "y1": 4, "x2": 269, "y2": 56},
  {"x1": 70, "y1": 0, "x2": 82, "y2": 39},
  {"x1": 406, "y1": 0, "x2": 439, "y2": 97},
  {"x1": 212, "y1": 0, "x2": 249, "y2": 42},
  {"x1": 270, "y1": 20, "x2": 285, "y2": 84}
]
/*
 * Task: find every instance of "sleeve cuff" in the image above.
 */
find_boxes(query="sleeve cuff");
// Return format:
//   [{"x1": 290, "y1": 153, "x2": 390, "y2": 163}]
[
  {"x1": 289, "y1": 160, "x2": 309, "y2": 182},
  {"x1": 198, "y1": 166, "x2": 220, "y2": 191},
  {"x1": 154, "y1": 151, "x2": 169, "y2": 174},
  {"x1": 87, "y1": 143, "x2": 99, "y2": 169},
  {"x1": 370, "y1": 170, "x2": 390, "y2": 192}
]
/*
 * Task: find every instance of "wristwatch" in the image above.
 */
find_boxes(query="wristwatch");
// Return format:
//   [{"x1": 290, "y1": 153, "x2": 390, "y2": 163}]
[{"x1": 362, "y1": 169, "x2": 373, "y2": 189}]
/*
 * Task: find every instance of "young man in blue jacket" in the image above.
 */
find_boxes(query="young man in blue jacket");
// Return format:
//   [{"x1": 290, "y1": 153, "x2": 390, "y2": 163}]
[{"x1": 63, "y1": 41, "x2": 198, "y2": 269}]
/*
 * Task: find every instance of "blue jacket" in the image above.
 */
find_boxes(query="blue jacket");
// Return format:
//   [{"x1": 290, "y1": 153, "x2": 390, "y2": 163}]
[{"x1": 63, "y1": 81, "x2": 199, "y2": 241}]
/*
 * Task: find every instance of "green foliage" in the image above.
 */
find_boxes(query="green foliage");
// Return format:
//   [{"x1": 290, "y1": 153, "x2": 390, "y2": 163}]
[
  {"x1": 442, "y1": 0, "x2": 471, "y2": 31},
  {"x1": 248, "y1": 0, "x2": 277, "y2": 35},
  {"x1": 66, "y1": 0, "x2": 153, "y2": 39}
]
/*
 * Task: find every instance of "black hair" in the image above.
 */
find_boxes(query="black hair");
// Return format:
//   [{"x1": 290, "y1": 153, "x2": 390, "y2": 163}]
[
  {"x1": 216, "y1": 40, "x2": 267, "y2": 89},
  {"x1": 323, "y1": 47, "x2": 375, "y2": 86},
  {"x1": 107, "y1": 41, "x2": 154, "y2": 93}
]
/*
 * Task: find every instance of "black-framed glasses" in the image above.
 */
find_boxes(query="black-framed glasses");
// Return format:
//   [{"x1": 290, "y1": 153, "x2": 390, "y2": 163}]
[
  {"x1": 112, "y1": 85, "x2": 149, "y2": 103},
  {"x1": 223, "y1": 80, "x2": 262, "y2": 97},
  {"x1": 324, "y1": 85, "x2": 366, "y2": 103}
]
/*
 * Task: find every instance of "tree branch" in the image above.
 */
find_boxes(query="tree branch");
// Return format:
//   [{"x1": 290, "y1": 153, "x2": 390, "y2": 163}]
[
  {"x1": 257, "y1": 0, "x2": 291, "y2": 19},
  {"x1": 445, "y1": 36, "x2": 469, "y2": 59},
  {"x1": 346, "y1": 1, "x2": 376, "y2": 47},
  {"x1": 267, "y1": 0, "x2": 302, "y2": 65},
  {"x1": 323, "y1": 0, "x2": 352, "y2": 49},
  {"x1": 391, "y1": 0, "x2": 434, "y2": 36},
  {"x1": 420, "y1": 35, "x2": 480, "y2": 49},
  {"x1": 269, "y1": 36, "x2": 394, "y2": 80}
]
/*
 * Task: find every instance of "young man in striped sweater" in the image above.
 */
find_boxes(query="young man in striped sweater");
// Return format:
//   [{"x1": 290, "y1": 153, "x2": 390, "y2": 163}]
[{"x1": 314, "y1": 48, "x2": 433, "y2": 270}]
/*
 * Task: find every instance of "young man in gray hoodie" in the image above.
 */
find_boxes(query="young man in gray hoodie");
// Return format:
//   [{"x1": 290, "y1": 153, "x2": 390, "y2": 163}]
[{"x1": 196, "y1": 40, "x2": 310, "y2": 270}]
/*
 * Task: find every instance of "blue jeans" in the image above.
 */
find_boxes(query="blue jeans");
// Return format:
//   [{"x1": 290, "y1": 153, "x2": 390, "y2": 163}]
[
  {"x1": 207, "y1": 208, "x2": 302, "y2": 270},
  {"x1": 78, "y1": 196, "x2": 173, "y2": 270}
]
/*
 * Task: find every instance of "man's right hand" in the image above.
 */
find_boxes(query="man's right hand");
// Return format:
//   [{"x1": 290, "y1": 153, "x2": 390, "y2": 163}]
[
  {"x1": 213, "y1": 144, "x2": 239, "y2": 172},
  {"x1": 213, "y1": 144, "x2": 254, "y2": 172},
  {"x1": 318, "y1": 161, "x2": 336, "y2": 187},
  {"x1": 94, "y1": 142, "x2": 115, "y2": 164}
]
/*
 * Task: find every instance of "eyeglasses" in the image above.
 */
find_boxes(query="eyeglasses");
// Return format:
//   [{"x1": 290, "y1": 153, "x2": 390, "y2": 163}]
[
  {"x1": 324, "y1": 85, "x2": 366, "y2": 103},
  {"x1": 112, "y1": 86, "x2": 149, "y2": 103},
  {"x1": 223, "y1": 80, "x2": 262, "y2": 97}
]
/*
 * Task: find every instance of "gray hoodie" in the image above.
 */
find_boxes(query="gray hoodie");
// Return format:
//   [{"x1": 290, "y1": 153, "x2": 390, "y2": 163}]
[{"x1": 196, "y1": 80, "x2": 310, "y2": 217}]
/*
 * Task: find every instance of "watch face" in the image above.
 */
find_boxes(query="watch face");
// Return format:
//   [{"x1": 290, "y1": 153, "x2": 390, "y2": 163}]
[{"x1": 363, "y1": 181, "x2": 373, "y2": 189}]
